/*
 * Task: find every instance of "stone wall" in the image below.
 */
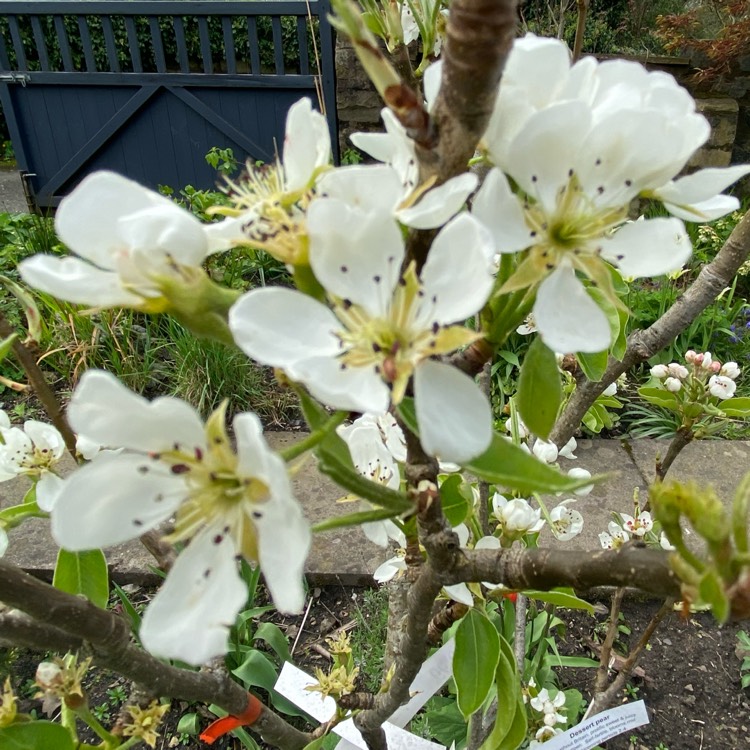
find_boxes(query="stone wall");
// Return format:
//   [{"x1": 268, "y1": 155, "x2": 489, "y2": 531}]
[{"x1": 334, "y1": 41, "x2": 748, "y2": 197}]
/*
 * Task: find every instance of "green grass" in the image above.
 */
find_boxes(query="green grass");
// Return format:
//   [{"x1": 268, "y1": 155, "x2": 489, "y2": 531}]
[{"x1": 350, "y1": 587, "x2": 389, "y2": 694}]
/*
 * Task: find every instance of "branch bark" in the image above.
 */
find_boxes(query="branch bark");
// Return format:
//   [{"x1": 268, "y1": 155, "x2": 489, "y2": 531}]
[
  {"x1": 0, "y1": 561, "x2": 311, "y2": 750},
  {"x1": 550, "y1": 208, "x2": 750, "y2": 448}
]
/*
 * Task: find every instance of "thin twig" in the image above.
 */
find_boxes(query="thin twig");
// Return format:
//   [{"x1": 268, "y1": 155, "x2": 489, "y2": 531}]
[
  {"x1": 572, "y1": 0, "x2": 590, "y2": 62},
  {"x1": 594, "y1": 588, "x2": 625, "y2": 694}
]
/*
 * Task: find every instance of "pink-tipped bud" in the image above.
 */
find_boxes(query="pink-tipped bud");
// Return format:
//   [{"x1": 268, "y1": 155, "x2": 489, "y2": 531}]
[
  {"x1": 710, "y1": 361, "x2": 721, "y2": 373},
  {"x1": 693, "y1": 353, "x2": 704, "y2": 365},
  {"x1": 685, "y1": 350, "x2": 697, "y2": 363}
]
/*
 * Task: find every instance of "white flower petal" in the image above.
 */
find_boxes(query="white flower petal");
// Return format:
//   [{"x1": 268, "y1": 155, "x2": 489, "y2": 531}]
[
  {"x1": 23, "y1": 421, "x2": 65, "y2": 459},
  {"x1": 203, "y1": 215, "x2": 248, "y2": 253},
  {"x1": 653, "y1": 165, "x2": 750, "y2": 215},
  {"x1": 55, "y1": 171, "x2": 165, "y2": 268},
  {"x1": 472, "y1": 169, "x2": 533, "y2": 254},
  {"x1": 0, "y1": 528, "x2": 7, "y2": 557},
  {"x1": 18, "y1": 256, "x2": 142, "y2": 307},
  {"x1": 398, "y1": 173, "x2": 478, "y2": 229},
  {"x1": 140, "y1": 528, "x2": 248, "y2": 665},
  {"x1": 229, "y1": 287, "x2": 341, "y2": 370},
  {"x1": 374, "y1": 556, "x2": 406, "y2": 583},
  {"x1": 418, "y1": 214, "x2": 495, "y2": 324},
  {"x1": 68, "y1": 370, "x2": 206, "y2": 454},
  {"x1": 36, "y1": 472, "x2": 66, "y2": 513},
  {"x1": 600, "y1": 217, "x2": 691, "y2": 278},
  {"x1": 316, "y1": 165, "x2": 402, "y2": 215},
  {"x1": 283, "y1": 98, "x2": 331, "y2": 192},
  {"x1": 533, "y1": 266, "x2": 611, "y2": 354},
  {"x1": 254, "y1": 452, "x2": 311, "y2": 613},
  {"x1": 51, "y1": 453, "x2": 183, "y2": 549},
  {"x1": 233, "y1": 412, "x2": 273, "y2": 480},
  {"x1": 308, "y1": 199, "x2": 404, "y2": 317},
  {"x1": 414, "y1": 360, "x2": 492, "y2": 463},
  {"x1": 296, "y1": 356, "x2": 391, "y2": 414},
  {"x1": 663, "y1": 194, "x2": 741, "y2": 223},
  {"x1": 443, "y1": 583, "x2": 474, "y2": 607}
]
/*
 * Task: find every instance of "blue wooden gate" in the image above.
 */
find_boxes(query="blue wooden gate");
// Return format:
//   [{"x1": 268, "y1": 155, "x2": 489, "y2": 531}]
[{"x1": 0, "y1": 1, "x2": 337, "y2": 212}]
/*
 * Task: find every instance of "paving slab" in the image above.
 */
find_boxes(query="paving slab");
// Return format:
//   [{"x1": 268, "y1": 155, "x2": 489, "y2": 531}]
[
  {"x1": 2, "y1": 435, "x2": 746, "y2": 587},
  {"x1": 0, "y1": 168, "x2": 28, "y2": 214}
]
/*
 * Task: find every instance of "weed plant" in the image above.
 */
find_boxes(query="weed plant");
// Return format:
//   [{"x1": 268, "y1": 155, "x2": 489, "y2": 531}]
[{"x1": 350, "y1": 587, "x2": 389, "y2": 694}]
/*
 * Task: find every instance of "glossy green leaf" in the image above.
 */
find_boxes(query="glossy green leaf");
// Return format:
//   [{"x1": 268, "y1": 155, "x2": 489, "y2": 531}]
[
  {"x1": 312, "y1": 507, "x2": 404, "y2": 533},
  {"x1": 454, "y1": 609, "x2": 500, "y2": 719},
  {"x1": 0, "y1": 332, "x2": 18, "y2": 363},
  {"x1": 113, "y1": 581, "x2": 142, "y2": 635},
  {"x1": 637, "y1": 386, "x2": 680, "y2": 411},
  {"x1": 517, "y1": 337, "x2": 561, "y2": 440},
  {"x1": 425, "y1": 697, "x2": 469, "y2": 746},
  {"x1": 480, "y1": 634, "x2": 518, "y2": 749},
  {"x1": 492, "y1": 695, "x2": 527, "y2": 750},
  {"x1": 53, "y1": 548, "x2": 109, "y2": 608},
  {"x1": 577, "y1": 349, "x2": 609, "y2": 383},
  {"x1": 699, "y1": 568, "x2": 730, "y2": 624},
  {"x1": 464, "y1": 433, "x2": 601, "y2": 495},
  {"x1": 552, "y1": 655, "x2": 600, "y2": 668},
  {"x1": 176, "y1": 712, "x2": 200, "y2": 735},
  {"x1": 440, "y1": 474, "x2": 471, "y2": 526},
  {"x1": 524, "y1": 588, "x2": 594, "y2": 613},
  {"x1": 303, "y1": 737, "x2": 329, "y2": 750},
  {"x1": 231, "y1": 651, "x2": 305, "y2": 717},
  {"x1": 720, "y1": 397, "x2": 750, "y2": 417},
  {"x1": 254, "y1": 621, "x2": 291, "y2": 664},
  {"x1": 0, "y1": 722, "x2": 75, "y2": 750}
]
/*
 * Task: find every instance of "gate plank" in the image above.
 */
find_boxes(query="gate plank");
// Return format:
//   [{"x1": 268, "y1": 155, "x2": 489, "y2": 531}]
[
  {"x1": 149, "y1": 16, "x2": 166, "y2": 74},
  {"x1": 100, "y1": 16, "x2": 121, "y2": 73},
  {"x1": 53, "y1": 16, "x2": 75, "y2": 71},
  {"x1": 7, "y1": 16, "x2": 27, "y2": 71},
  {"x1": 30, "y1": 17, "x2": 50, "y2": 71},
  {"x1": 222, "y1": 17, "x2": 237, "y2": 75},
  {"x1": 77, "y1": 16, "x2": 97, "y2": 73},
  {"x1": 124, "y1": 16, "x2": 143, "y2": 73},
  {"x1": 172, "y1": 16, "x2": 190, "y2": 73},
  {"x1": 271, "y1": 16, "x2": 284, "y2": 75},
  {"x1": 198, "y1": 16, "x2": 213, "y2": 74},
  {"x1": 246, "y1": 16, "x2": 261, "y2": 75}
]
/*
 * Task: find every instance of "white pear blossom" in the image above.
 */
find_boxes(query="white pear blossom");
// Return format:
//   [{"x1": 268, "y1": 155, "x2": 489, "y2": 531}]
[
  {"x1": 492, "y1": 494, "x2": 544, "y2": 540},
  {"x1": 721, "y1": 361, "x2": 741, "y2": 380},
  {"x1": 0, "y1": 420, "x2": 66, "y2": 510},
  {"x1": 549, "y1": 501, "x2": 584, "y2": 541},
  {"x1": 0, "y1": 528, "x2": 7, "y2": 557},
  {"x1": 664, "y1": 376, "x2": 682, "y2": 393},
  {"x1": 473, "y1": 34, "x2": 750, "y2": 353},
  {"x1": 667, "y1": 362, "x2": 689, "y2": 380},
  {"x1": 337, "y1": 416, "x2": 406, "y2": 548},
  {"x1": 558, "y1": 436, "x2": 578, "y2": 460},
  {"x1": 709, "y1": 374, "x2": 736, "y2": 400},
  {"x1": 19, "y1": 172, "x2": 227, "y2": 310},
  {"x1": 229, "y1": 207, "x2": 495, "y2": 464},
  {"x1": 599, "y1": 521, "x2": 630, "y2": 549},
  {"x1": 50, "y1": 370, "x2": 310, "y2": 663},
  {"x1": 532, "y1": 439, "x2": 558, "y2": 464},
  {"x1": 374, "y1": 551, "x2": 407, "y2": 583},
  {"x1": 443, "y1": 533, "x2": 504, "y2": 603},
  {"x1": 207, "y1": 98, "x2": 331, "y2": 264},
  {"x1": 620, "y1": 511, "x2": 653, "y2": 537}
]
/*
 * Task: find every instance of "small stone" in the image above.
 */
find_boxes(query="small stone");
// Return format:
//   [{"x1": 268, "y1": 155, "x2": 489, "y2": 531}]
[
  {"x1": 663, "y1": 637, "x2": 673, "y2": 646},
  {"x1": 685, "y1": 684, "x2": 693, "y2": 691}
]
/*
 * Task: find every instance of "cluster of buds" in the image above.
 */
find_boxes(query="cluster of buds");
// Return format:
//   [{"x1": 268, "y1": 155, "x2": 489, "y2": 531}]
[
  {"x1": 528, "y1": 686, "x2": 567, "y2": 745},
  {"x1": 650, "y1": 351, "x2": 741, "y2": 400},
  {"x1": 34, "y1": 654, "x2": 91, "y2": 713}
]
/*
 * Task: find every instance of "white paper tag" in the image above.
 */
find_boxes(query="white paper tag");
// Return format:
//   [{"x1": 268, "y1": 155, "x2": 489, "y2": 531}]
[
  {"x1": 335, "y1": 717, "x2": 445, "y2": 750},
  {"x1": 539, "y1": 700, "x2": 650, "y2": 750},
  {"x1": 275, "y1": 662, "x2": 337, "y2": 722}
]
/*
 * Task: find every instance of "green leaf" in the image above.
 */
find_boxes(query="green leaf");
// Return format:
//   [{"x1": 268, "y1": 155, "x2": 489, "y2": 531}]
[
  {"x1": 524, "y1": 588, "x2": 594, "y2": 613},
  {"x1": 0, "y1": 722, "x2": 75, "y2": 750},
  {"x1": 516, "y1": 337, "x2": 561, "y2": 440},
  {"x1": 552, "y1": 655, "x2": 600, "y2": 668},
  {"x1": 440, "y1": 474, "x2": 471, "y2": 526},
  {"x1": 480, "y1": 634, "x2": 517, "y2": 749},
  {"x1": 424, "y1": 697, "x2": 468, "y2": 746},
  {"x1": 699, "y1": 568, "x2": 730, "y2": 624},
  {"x1": 0, "y1": 332, "x2": 18, "y2": 362},
  {"x1": 112, "y1": 581, "x2": 142, "y2": 635},
  {"x1": 497, "y1": 696, "x2": 527, "y2": 750},
  {"x1": 176, "y1": 712, "x2": 201, "y2": 735},
  {"x1": 454, "y1": 609, "x2": 501, "y2": 719},
  {"x1": 720, "y1": 397, "x2": 750, "y2": 417},
  {"x1": 303, "y1": 737, "x2": 329, "y2": 750},
  {"x1": 577, "y1": 349, "x2": 609, "y2": 383},
  {"x1": 254, "y1": 621, "x2": 291, "y2": 664},
  {"x1": 742, "y1": 673, "x2": 750, "y2": 689},
  {"x1": 53, "y1": 548, "x2": 109, "y2": 608},
  {"x1": 312, "y1": 507, "x2": 403, "y2": 533},
  {"x1": 464, "y1": 433, "x2": 600, "y2": 495},
  {"x1": 637, "y1": 386, "x2": 680, "y2": 411},
  {"x1": 231, "y1": 651, "x2": 305, "y2": 717}
]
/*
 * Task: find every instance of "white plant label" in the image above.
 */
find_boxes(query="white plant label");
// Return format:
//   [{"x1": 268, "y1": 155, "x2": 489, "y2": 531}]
[
  {"x1": 540, "y1": 700, "x2": 650, "y2": 750},
  {"x1": 274, "y1": 640, "x2": 456, "y2": 749}
]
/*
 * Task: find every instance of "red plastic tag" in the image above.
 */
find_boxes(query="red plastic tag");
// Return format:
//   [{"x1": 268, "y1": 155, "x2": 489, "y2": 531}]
[{"x1": 200, "y1": 694, "x2": 263, "y2": 744}]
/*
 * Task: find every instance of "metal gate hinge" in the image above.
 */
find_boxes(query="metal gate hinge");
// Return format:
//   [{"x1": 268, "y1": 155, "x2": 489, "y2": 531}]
[{"x1": 0, "y1": 73, "x2": 30, "y2": 86}]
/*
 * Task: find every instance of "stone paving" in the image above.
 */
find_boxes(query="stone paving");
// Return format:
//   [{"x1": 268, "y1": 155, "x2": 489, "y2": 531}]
[
  {"x1": 2, "y1": 434, "x2": 749, "y2": 586},
  {"x1": 0, "y1": 168, "x2": 28, "y2": 214}
]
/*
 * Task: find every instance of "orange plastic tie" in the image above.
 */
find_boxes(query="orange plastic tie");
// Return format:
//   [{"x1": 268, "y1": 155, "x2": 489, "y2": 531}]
[{"x1": 199, "y1": 693, "x2": 263, "y2": 744}]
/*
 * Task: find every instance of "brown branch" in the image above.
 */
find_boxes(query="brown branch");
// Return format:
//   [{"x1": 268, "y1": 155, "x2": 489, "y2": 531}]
[
  {"x1": 589, "y1": 597, "x2": 675, "y2": 714},
  {"x1": 425, "y1": 0, "x2": 518, "y2": 181},
  {"x1": 655, "y1": 426, "x2": 695, "y2": 483},
  {"x1": 443, "y1": 544, "x2": 681, "y2": 598},
  {"x1": 594, "y1": 588, "x2": 625, "y2": 693},
  {"x1": 0, "y1": 560, "x2": 311, "y2": 750},
  {"x1": 550, "y1": 209, "x2": 750, "y2": 448},
  {"x1": 572, "y1": 0, "x2": 590, "y2": 62},
  {"x1": 0, "y1": 311, "x2": 77, "y2": 456},
  {"x1": 0, "y1": 610, "x2": 83, "y2": 652}
]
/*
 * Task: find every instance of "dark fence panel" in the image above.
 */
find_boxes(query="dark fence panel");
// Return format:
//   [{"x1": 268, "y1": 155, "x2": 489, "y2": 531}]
[{"x1": 0, "y1": 0, "x2": 337, "y2": 211}]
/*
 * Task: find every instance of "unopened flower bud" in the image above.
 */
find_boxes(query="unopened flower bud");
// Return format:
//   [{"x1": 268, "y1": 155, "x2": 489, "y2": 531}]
[
  {"x1": 667, "y1": 363, "x2": 688, "y2": 380},
  {"x1": 721, "y1": 361, "x2": 741, "y2": 380},
  {"x1": 664, "y1": 377, "x2": 681, "y2": 392},
  {"x1": 699, "y1": 352, "x2": 713, "y2": 369},
  {"x1": 532, "y1": 439, "x2": 558, "y2": 464},
  {"x1": 35, "y1": 662, "x2": 63, "y2": 691},
  {"x1": 685, "y1": 350, "x2": 697, "y2": 363},
  {"x1": 650, "y1": 364, "x2": 668, "y2": 379},
  {"x1": 710, "y1": 361, "x2": 721, "y2": 373},
  {"x1": 602, "y1": 382, "x2": 618, "y2": 397}
]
